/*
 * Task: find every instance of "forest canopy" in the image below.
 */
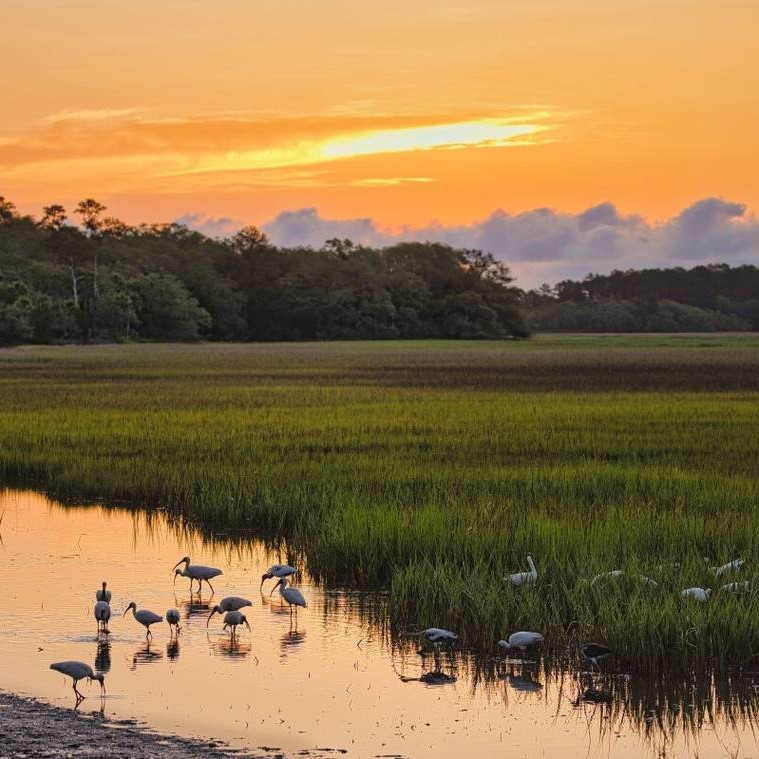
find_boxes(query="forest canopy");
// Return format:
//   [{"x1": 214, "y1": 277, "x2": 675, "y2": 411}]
[{"x1": 0, "y1": 196, "x2": 528, "y2": 344}]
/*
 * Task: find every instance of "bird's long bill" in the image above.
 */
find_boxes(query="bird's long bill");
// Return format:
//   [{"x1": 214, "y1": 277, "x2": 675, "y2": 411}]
[
  {"x1": 172, "y1": 559, "x2": 185, "y2": 572},
  {"x1": 206, "y1": 609, "x2": 217, "y2": 627},
  {"x1": 244, "y1": 619, "x2": 251, "y2": 631},
  {"x1": 173, "y1": 572, "x2": 178, "y2": 586},
  {"x1": 269, "y1": 579, "x2": 282, "y2": 597},
  {"x1": 260, "y1": 573, "x2": 271, "y2": 590},
  {"x1": 122, "y1": 607, "x2": 129, "y2": 617}
]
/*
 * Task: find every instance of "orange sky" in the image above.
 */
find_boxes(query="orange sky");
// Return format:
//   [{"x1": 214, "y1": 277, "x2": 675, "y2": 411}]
[{"x1": 1, "y1": 0, "x2": 757, "y2": 228}]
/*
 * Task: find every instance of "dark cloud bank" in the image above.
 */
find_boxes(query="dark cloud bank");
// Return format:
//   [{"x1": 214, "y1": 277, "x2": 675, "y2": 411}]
[{"x1": 180, "y1": 198, "x2": 759, "y2": 289}]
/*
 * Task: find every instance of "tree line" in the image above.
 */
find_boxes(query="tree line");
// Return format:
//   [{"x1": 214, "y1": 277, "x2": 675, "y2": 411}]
[
  {"x1": 522, "y1": 265, "x2": 759, "y2": 332},
  {"x1": 0, "y1": 196, "x2": 528, "y2": 344}
]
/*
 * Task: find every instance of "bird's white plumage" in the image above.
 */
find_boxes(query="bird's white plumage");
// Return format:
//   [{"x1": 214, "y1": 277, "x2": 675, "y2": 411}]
[
  {"x1": 50, "y1": 660, "x2": 97, "y2": 681},
  {"x1": 124, "y1": 602, "x2": 163, "y2": 635},
  {"x1": 711, "y1": 558, "x2": 745, "y2": 576},
  {"x1": 721, "y1": 581, "x2": 750, "y2": 593},
  {"x1": 94, "y1": 601, "x2": 111, "y2": 626},
  {"x1": 419, "y1": 628, "x2": 457, "y2": 643},
  {"x1": 590, "y1": 570, "x2": 659, "y2": 587},
  {"x1": 166, "y1": 608, "x2": 181, "y2": 625},
  {"x1": 507, "y1": 555, "x2": 537, "y2": 587},
  {"x1": 266, "y1": 564, "x2": 297, "y2": 578},
  {"x1": 498, "y1": 631, "x2": 544, "y2": 651},
  {"x1": 681, "y1": 587, "x2": 711, "y2": 601},
  {"x1": 274, "y1": 578, "x2": 307, "y2": 609},
  {"x1": 218, "y1": 596, "x2": 252, "y2": 612}
]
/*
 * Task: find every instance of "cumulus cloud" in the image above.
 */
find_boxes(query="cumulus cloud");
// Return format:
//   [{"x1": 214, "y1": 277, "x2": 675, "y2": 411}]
[
  {"x1": 259, "y1": 198, "x2": 759, "y2": 288},
  {"x1": 174, "y1": 212, "x2": 243, "y2": 239}
]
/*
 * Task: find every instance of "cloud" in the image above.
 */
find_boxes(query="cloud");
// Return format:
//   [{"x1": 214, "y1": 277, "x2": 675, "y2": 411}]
[
  {"x1": 259, "y1": 198, "x2": 759, "y2": 288},
  {"x1": 43, "y1": 107, "x2": 147, "y2": 124},
  {"x1": 175, "y1": 212, "x2": 243, "y2": 239}
]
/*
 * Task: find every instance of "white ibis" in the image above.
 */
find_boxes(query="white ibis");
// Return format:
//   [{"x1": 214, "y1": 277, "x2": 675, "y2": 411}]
[
  {"x1": 50, "y1": 661, "x2": 105, "y2": 700},
  {"x1": 95, "y1": 581, "x2": 111, "y2": 603},
  {"x1": 261, "y1": 564, "x2": 297, "y2": 591},
  {"x1": 166, "y1": 608, "x2": 181, "y2": 635},
  {"x1": 722, "y1": 581, "x2": 750, "y2": 593},
  {"x1": 498, "y1": 631, "x2": 544, "y2": 653},
  {"x1": 173, "y1": 556, "x2": 223, "y2": 593},
  {"x1": 409, "y1": 628, "x2": 458, "y2": 646},
  {"x1": 206, "y1": 596, "x2": 253, "y2": 626},
  {"x1": 94, "y1": 601, "x2": 111, "y2": 634},
  {"x1": 711, "y1": 558, "x2": 745, "y2": 576},
  {"x1": 273, "y1": 578, "x2": 307, "y2": 615},
  {"x1": 123, "y1": 602, "x2": 163, "y2": 638},
  {"x1": 222, "y1": 610, "x2": 251, "y2": 638},
  {"x1": 681, "y1": 587, "x2": 711, "y2": 601},
  {"x1": 590, "y1": 570, "x2": 659, "y2": 587},
  {"x1": 507, "y1": 555, "x2": 537, "y2": 587}
]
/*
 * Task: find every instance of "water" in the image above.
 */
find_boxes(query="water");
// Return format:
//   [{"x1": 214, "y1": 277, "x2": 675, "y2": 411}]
[{"x1": 1, "y1": 489, "x2": 757, "y2": 758}]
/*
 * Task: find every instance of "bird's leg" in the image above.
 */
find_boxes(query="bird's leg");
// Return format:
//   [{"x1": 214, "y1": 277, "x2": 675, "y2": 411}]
[{"x1": 206, "y1": 579, "x2": 215, "y2": 594}]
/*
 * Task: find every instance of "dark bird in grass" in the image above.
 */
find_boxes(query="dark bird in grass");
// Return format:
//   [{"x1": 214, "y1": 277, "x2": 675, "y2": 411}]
[{"x1": 569, "y1": 621, "x2": 612, "y2": 670}]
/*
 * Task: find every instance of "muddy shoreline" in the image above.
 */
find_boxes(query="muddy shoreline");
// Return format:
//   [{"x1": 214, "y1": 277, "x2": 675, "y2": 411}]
[{"x1": 0, "y1": 690, "x2": 286, "y2": 758}]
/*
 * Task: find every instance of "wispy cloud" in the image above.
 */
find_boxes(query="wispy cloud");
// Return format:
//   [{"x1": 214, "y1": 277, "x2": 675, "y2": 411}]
[{"x1": 43, "y1": 107, "x2": 147, "y2": 124}]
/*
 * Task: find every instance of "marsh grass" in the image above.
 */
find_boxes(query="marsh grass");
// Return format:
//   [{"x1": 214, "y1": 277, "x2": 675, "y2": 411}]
[{"x1": 1, "y1": 339, "x2": 759, "y2": 672}]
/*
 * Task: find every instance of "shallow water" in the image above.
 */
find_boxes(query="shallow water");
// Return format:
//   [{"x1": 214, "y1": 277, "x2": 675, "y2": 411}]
[{"x1": 1, "y1": 489, "x2": 757, "y2": 758}]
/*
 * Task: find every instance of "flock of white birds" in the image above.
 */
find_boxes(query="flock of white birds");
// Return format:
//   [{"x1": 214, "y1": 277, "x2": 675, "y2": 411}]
[{"x1": 50, "y1": 557, "x2": 305, "y2": 702}]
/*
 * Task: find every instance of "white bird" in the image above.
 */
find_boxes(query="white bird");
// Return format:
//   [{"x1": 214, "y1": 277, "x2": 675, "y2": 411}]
[
  {"x1": 94, "y1": 601, "x2": 111, "y2": 634},
  {"x1": 273, "y1": 578, "x2": 307, "y2": 615},
  {"x1": 590, "y1": 570, "x2": 659, "y2": 587},
  {"x1": 123, "y1": 602, "x2": 163, "y2": 637},
  {"x1": 95, "y1": 581, "x2": 111, "y2": 603},
  {"x1": 507, "y1": 555, "x2": 537, "y2": 587},
  {"x1": 261, "y1": 564, "x2": 297, "y2": 591},
  {"x1": 721, "y1": 581, "x2": 750, "y2": 593},
  {"x1": 173, "y1": 556, "x2": 223, "y2": 593},
  {"x1": 410, "y1": 628, "x2": 458, "y2": 645},
  {"x1": 222, "y1": 610, "x2": 251, "y2": 638},
  {"x1": 498, "y1": 631, "x2": 544, "y2": 652},
  {"x1": 681, "y1": 587, "x2": 711, "y2": 601},
  {"x1": 711, "y1": 558, "x2": 745, "y2": 576},
  {"x1": 206, "y1": 596, "x2": 253, "y2": 626},
  {"x1": 166, "y1": 608, "x2": 181, "y2": 635},
  {"x1": 50, "y1": 661, "x2": 105, "y2": 700}
]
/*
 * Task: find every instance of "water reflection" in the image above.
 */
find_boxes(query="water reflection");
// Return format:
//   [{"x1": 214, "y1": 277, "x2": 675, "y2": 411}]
[
  {"x1": 166, "y1": 638, "x2": 180, "y2": 661},
  {"x1": 209, "y1": 634, "x2": 254, "y2": 660},
  {"x1": 94, "y1": 640, "x2": 111, "y2": 674},
  {"x1": 176, "y1": 595, "x2": 211, "y2": 621},
  {"x1": 131, "y1": 641, "x2": 163, "y2": 669}
]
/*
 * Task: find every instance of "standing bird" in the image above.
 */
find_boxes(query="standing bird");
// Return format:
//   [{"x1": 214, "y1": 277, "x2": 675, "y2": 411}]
[
  {"x1": 498, "y1": 631, "x2": 544, "y2": 653},
  {"x1": 408, "y1": 628, "x2": 458, "y2": 647},
  {"x1": 123, "y1": 602, "x2": 163, "y2": 638},
  {"x1": 173, "y1": 556, "x2": 223, "y2": 593},
  {"x1": 96, "y1": 581, "x2": 111, "y2": 603},
  {"x1": 206, "y1": 596, "x2": 253, "y2": 627},
  {"x1": 166, "y1": 608, "x2": 181, "y2": 635},
  {"x1": 507, "y1": 555, "x2": 538, "y2": 587},
  {"x1": 722, "y1": 581, "x2": 750, "y2": 593},
  {"x1": 221, "y1": 610, "x2": 251, "y2": 638},
  {"x1": 94, "y1": 601, "x2": 111, "y2": 634},
  {"x1": 569, "y1": 621, "x2": 612, "y2": 671},
  {"x1": 681, "y1": 587, "x2": 711, "y2": 601},
  {"x1": 50, "y1": 661, "x2": 105, "y2": 701},
  {"x1": 261, "y1": 564, "x2": 297, "y2": 591},
  {"x1": 711, "y1": 558, "x2": 745, "y2": 576},
  {"x1": 272, "y1": 578, "x2": 307, "y2": 616}
]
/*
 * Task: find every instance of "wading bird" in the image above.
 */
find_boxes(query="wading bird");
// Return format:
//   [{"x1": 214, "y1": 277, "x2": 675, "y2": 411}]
[
  {"x1": 498, "y1": 631, "x2": 544, "y2": 653},
  {"x1": 261, "y1": 564, "x2": 297, "y2": 591},
  {"x1": 711, "y1": 558, "x2": 745, "y2": 576},
  {"x1": 206, "y1": 596, "x2": 253, "y2": 626},
  {"x1": 722, "y1": 581, "x2": 750, "y2": 593},
  {"x1": 173, "y1": 556, "x2": 223, "y2": 593},
  {"x1": 94, "y1": 601, "x2": 111, "y2": 634},
  {"x1": 590, "y1": 570, "x2": 659, "y2": 588},
  {"x1": 222, "y1": 610, "x2": 251, "y2": 638},
  {"x1": 50, "y1": 661, "x2": 105, "y2": 701},
  {"x1": 408, "y1": 628, "x2": 458, "y2": 647},
  {"x1": 272, "y1": 578, "x2": 307, "y2": 616},
  {"x1": 681, "y1": 587, "x2": 711, "y2": 601},
  {"x1": 507, "y1": 555, "x2": 537, "y2": 587},
  {"x1": 569, "y1": 621, "x2": 612, "y2": 670},
  {"x1": 166, "y1": 608, "x2": 181, "y2": 635},
  {"x1": 123, "y1": 602, "x2": 163, "y2": 638},
  {"x1": 96, "y1": 581, "x2": 111, "y2": 603}
]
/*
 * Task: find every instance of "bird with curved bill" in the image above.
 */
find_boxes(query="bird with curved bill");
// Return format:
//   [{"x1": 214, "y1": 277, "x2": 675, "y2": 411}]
[
  {"x1": 123, "y1": 602, "x2": 163, "y2": 638},
  {"x1": 94, "y1": 600, "x2": 111, "y2": 634},
  {"x1": 95, "y1": 581, "x2": 111, "y2": 603},
  {"x1": 50, "y1": 661, "x2": 105, "y2": 703},
  {"x1": 172, "y1": 556, "x2": 223, "y2": 594},
  {"x1": 206, "y1": 596, "x2": 253, "y2": 626},
  {"x1": 569, "y1": 621, "x2": 612, "y2": 671},
  {"x1": 272, "y1": 578, "x2": 307, "y2": 616},
  {"x1": 166, "y1": 608, "x2": 181, "y2": 635},
  {"x1": 261, "y1": 564, "x2": 297, "y2": 591}
]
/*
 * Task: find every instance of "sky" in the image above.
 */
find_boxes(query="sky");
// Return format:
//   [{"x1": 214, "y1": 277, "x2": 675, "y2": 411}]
[{"x1": 1, "y1": 0, "x2": 758, "y2": 286}]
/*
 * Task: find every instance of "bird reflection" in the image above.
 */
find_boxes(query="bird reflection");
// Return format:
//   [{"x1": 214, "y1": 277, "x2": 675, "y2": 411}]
[
  {"x1": 400, "y1": 670, "x2": 457, "y2": 685},
  {"x1": 281, "y1": 626, "x2": 306, "y2": 651},
  {"x1": 166, "y1": 638, "x2": 180, "y2": 661},
  {"x1": 177, "y1": 595, "x2": 211, "y2": 620},
  {"x1": 209, "y1": 635, "x2": 253, "y2": 660},
  {"x1": 94, "y1": 640, "x2": 111, "y2": 674},
  {"x1": 131, "y1": 641, "x2": 163, "y2": 670}
]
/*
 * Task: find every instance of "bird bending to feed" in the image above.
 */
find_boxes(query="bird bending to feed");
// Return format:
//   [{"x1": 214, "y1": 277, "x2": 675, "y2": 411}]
[
  {"x1": 206, "y1": 596, "x2": 253, "y2": 626},
  {"x1": 166, "y1": 608, "x2": 181, "y2": 635},
  {"x1": 681, "y1": 587, "x2": 711, "y2": 601},
  {"x1": 722, "y1": 581, "x2": 750, "y2": 593},
  {"x1": 94, "y1": 601, "x2": 111, "y2": 634},
  {"x1": 173, "y1": 556, "x2": 223, "y2": 593},
  {"x1": 50, "y1": 661, "x2": 105, "y2": 700},
  {"x1": 569, "y1": 621, "x2": 612, "y2": 670},
  {"x1": 498, "y1": 631, "x2": 544, "y2": 653},
  {"x1": 123, "y1": 602, "x2": 163, "y2": 638},
  {"x1": 409, "y1": 628, "x2": 458, "y2": 646},
  {"x1": 96, "y1": 581, "x2": 111, "y2": 603},
  {"x1": 590, "y1": 570, "x2": 659, "y2": 588},
  {"x1": 507, "y1": 555, "x2": 537, "y2": 587},
  {"x1": 261, "y1": 564, "x2": 297, "y2": 591},
  {"x1": 272, "y1": 578, "x2": 307, "y2": 614},
  {"x1": 711, "y1": 558, "x2": 745, "y2": 576},
  {"x1": 222, "y1": 610, "x2": 251, "y2": 638}
]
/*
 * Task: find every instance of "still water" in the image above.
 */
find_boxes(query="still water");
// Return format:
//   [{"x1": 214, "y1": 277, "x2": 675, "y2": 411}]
[{"x1": 1, "y1": 489, "x2": 757, "y2": 758}]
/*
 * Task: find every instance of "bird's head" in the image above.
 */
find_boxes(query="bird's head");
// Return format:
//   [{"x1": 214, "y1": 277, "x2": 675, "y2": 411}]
[
  {"x1": 260, "y1": 572, "x2": 273, "y2": 587},
  {"x1": 272, "y1": 577, "x2": 287, "y2": 594},
  {"x1": 241, "y1": 614, "x2": 251, "y2": 631},
  {"x1": 206, "y1": 605, "x2": 223, "y2": 627},
  {"x1": 123, "y1": 601, "x2": 136, "y2": 616},
  {"x1": 101, "y1": 581, "x2": 107, "y2": 589},
  {"x1": 173, "y1": 568, "x2": 185, "y2": 585},
  {"x1": 172, "y1": 556, "x2": 190, "y2": 572}
]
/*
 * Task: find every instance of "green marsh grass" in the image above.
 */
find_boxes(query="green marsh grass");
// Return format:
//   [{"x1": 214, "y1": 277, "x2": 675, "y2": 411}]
[{"x1": 1, "y1": 338, "x2": 759, "y2": 673}]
